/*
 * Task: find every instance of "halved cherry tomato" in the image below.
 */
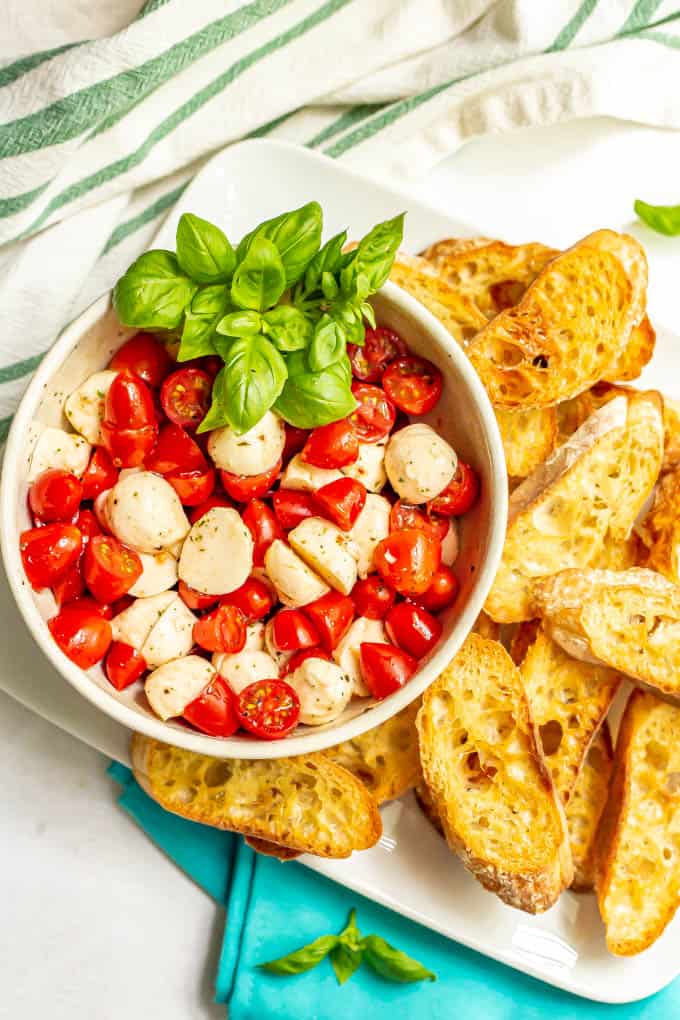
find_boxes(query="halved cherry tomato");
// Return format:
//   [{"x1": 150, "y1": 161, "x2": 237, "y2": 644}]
[
  {"x1": 101, "y1": 371, "x2": 158, "y2": 468},
  {"x1": 193, "y1": 604, "x2": 247, "y2": 654},
  {"x1": 183, "y1": 674, "x2": 240, "y2": 737},
  {"x1": 302, "y1": 419, "x2": 359, "y2": 469},
  {"x1": 349, "y1": 382, "x2": 396, "y2": 443},
  {"x1": 81, "y1": 448, "x2": 118, "y2": 500},
  {"x1": 29, "y1": 469, "x2": 83, "y2": 523},
  {"x1": 351, "y1": 576, "x2": 396, "y2": 620},
  {"x1": 271, "y1": 608, "x2": 320, "y2": 652},
  {"x1": 242, "y1": 499, "x2": 284, "y2": 566},
  {"x1": 145, "y1": 423, "x2": 205, "y2": 474},
  {"x1": 166, "y1": 466, "x2": 215, "y2": 506},
  {"x1": 359, "y1": 642, "x2": 417, "y2": 699},
  {"x1": 282, "y1": 424, "x2": 308, "y2": 463},
  {"x1": 101, "y1": 424, "x2": 158, "y2": 469},
  {"x1": 221, "y1": 577, "x2": 275, "y2": 621},
  {"x1": 280, "y1": 646, "x2": 331, "y2": 677},
  {"x1": 220, "y1": 458, "x2": 282, "y2": 502},
  {"x1": 427, "y1": 461, "x2": 480, "y2": 516},
  {"x1": 20, "y1": 524, "x2": 82, "y2": 591},
  {"x1": 109, "y1": 333, "x2": 172, "y2": 388},
  {"x1": 178, "y1": 580, "x2": 220, "y2": 611},
  {"x1": 48, "y1": 603, "x2": 112, "y2": 668},
  {"x1": 188, "y1": 494, "x2": 234, "y2": 524},
  {"x1": 385, "y1": 602, "x2": 442, "y2": 658},
  {"x1": 74, "y1": 508, "x2": 102, "y2": 546},
  {"x1": 52, "y1": 562, "x2": 85, "y2": 607},
  {"x1": 235, "y1": 678, "x2": 300, "y2": 739},
  {"x1": 314, "y1": 477, "x2": 366, "y2": 531},
  {"x1": 382, "y1": 356, "x2": 442, "y2": 416},
  {"x1": 348, "y1": 327, "x2": 407, "y2": 382},
  {"x1": 411, "y1": 564, "x2": 460, "y2": 613},
  {"x1": 374, "y1": 528, "x2": 440, "y2": 596},
  {"x1": 303, "y1": 591, "x2": 354, "y2": 652},
  {"x1": 110, "y1": 595, "x2": 134, "y2": 617},
  {"x1": 105, "y1": 640, "x2": 146, "y2": 690},
  {"x1": 389, "y1": 501, "x2": 448, "y2": 542},
  {"x1": 272, "y1": 489, "x2": 316, "y2": 530},
  {"x1": 179, "y1": 355, "x2": 222, "y2": 380},
  {"x1": 67, "y1": 596, "x2": 113, "y2": 620},
  {"x1": 160, "y1": 368, "x2": 211, "y2": 430},
  {"x1": 83, "y1": 535, "x2": 142, "y2": 603}
]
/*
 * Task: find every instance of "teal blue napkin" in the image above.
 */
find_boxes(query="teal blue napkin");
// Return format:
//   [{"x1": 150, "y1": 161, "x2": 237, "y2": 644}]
[{"x1": 109, "y1": 763, "x2": 678, "y2": 1019}]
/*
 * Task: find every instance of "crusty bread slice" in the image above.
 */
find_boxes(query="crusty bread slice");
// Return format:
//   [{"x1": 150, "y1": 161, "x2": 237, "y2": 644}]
[
  {"x1": 638, "y1": 467, "x2": 680, "y2": 584},
  {"x1": 472, "y1": 610, "x2": 501, "y2": 642},
  {"x1": 467, "y1": 230, "x2": 648, "y2": 407},
  {"x1": 567, "y1": 724, "x2": 614, "y2": 892},
  {"x1": 485, "y1": 391, "x2": 664, "y2": 622},
  {"x1": 389, "y1": 253, "x2": 487, "y2": 347},
  {"x1": 595, "y1": 690, "x2": 680, "y2": 955},
  {"x1": 244, "y1": 836, "x2": 301, "y2": 860},
  {"x1": 130, "y1": 734, "x2": 382, "y2": 858},
  {"x1": 416, "y1": 634, "x2": 572, "y2": 912},
  {"x1": 662, "y1": 397, "x2": 680, "y2": 473},
  {"x1": 534, "y1": 568, "x2": 680, "y2": 699},
  {"x1": 414, "y1": 781, "x2": 444, "y2": 836},
  {"x1": 604, "y1": 316, "x2": 655, "y2": 383},
  {"x1": 495, "y1": 405, "x2": 558, "y2": 479},
  {"x1": 593, "y1": 532, "x2": 644, "y2": 571}
]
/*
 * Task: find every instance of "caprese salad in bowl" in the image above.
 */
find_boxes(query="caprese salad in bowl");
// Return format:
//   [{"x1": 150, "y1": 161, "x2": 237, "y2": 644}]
[{"x1": 2, "y1": 202, "x2": 506, "y2": 758}]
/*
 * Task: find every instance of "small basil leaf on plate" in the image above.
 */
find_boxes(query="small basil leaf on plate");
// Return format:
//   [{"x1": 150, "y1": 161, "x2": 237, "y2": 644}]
[
  {"x1": 231, "y1": 237, "x2": 286, "y2": 312},
  {"x1": 113, "y1": 250, "x2": 197, "y2": 330},
  {"x1": 308, "y1": 314, "x2": 346, "y2": 372},
  {"x1": 217, "y1": 309, "x2": 263, "y2": 337},
  {"x1": 360, "y1": 935, "x2": 436, "y2": 984},
  {"x1": 237, "y1": 202, "x2": 323, "y2": 286},
  {"x1": 304, "y1": 230, "x2": 347, "y2": 292},
  {"x1": 260, "y1": 934, "x2": 339, "y2": 975},
  {"x1": 634, "y1": 198, "x2": 680, "y2": 236},
  {"x1": 197, "y1": 367, "x2": 230, "y2": 433},
  {"x1": 274, "y1": 353, "x2": 356, "y2": 429},
  {"x1": 348, "y1": 213, "x2": 405, "y2": 293},
  {"x1": 330, "y1": 942, "x2": 363, "y2": 986},
  {"x1": 263, "y1": 305, "x2": 312, "y2": 351},
  {"x1": 176, "y1": 213, "x2": 236, "y2": 283},
  {"x1": 222, "y1": 334, "x2": 287, "y2": 433}
]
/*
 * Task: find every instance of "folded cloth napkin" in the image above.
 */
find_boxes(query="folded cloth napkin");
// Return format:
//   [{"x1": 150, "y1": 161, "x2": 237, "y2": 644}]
[{"x1": 110, "y1": 762, "x2": 680, "y2": 1020}]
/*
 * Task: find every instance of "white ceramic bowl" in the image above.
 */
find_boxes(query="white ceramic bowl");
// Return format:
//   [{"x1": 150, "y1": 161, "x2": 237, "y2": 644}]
[{"x1": 1, "y1": 282, "x2": 507, "y2": 758}]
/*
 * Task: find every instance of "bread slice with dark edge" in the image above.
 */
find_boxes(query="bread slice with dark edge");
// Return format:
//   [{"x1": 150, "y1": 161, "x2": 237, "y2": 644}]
[
  {"x1": 472, "y1": 610, "x2": 501, "y2": 642},
  {"x1": 416, "y1": 634, "x2": 572, "y2": 913},
  {"x1": 388, "y1": 253, "x2": 488, "y2": 347},
  {"x1": 243, "y1": 836, "x2": 302, "y2": 860},
  {"x1": 638, "y1": 466, "x2": 680, "y2": 584},
  {"x1": 568, "y1": 724, "x2": 614, "y2": 892}
]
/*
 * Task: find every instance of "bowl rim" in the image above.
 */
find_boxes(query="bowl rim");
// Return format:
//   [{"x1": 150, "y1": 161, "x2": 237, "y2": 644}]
[{"x1": 1, "y1": 281, "x2": 507, "y2": 759}]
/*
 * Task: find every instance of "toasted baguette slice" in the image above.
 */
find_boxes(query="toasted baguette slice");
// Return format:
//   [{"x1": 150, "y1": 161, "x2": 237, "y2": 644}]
[
  {"x1": 130, "y1": 734, "x2": 382, "y2": 858},
  {"x1": 639, "y1": 466, "x2": 680, "y2": 584},
  {"x1": 495, "y1": 405, "x2": 558, "y2": 479},
  {"x1": 244, "y1": 837, "x2": 301, "y2": 860},
  {"x1": 534, "y1": 568, "x2": 680, "y2": 699},
  {"x1": 593, "y1": 532, "x2": 644, "y2": 571},
  {"x1": 605, "y1": 315, "x2": 655, "y2": 382},
  {"x1": 417, "y1": 634, "x2": 572, "y2": 912},
  {"x1": 414, "y1": 781, "x2": 444, "y2": 836},
  {"x1": 662, "y1": 397, "x2": 680, "y2": 472},
  {"x1": 485, "y1": 392, "x2": 664, "y2": 622},
  {"x1": 467, "y1": 230, "x2": 647, "y2": 407},
  {"x1": 567, "y1": 725, "x2": 614, "y2": 891},
  {"x1": 389, "y1": 253, "x2": 487, "y2": 347},
  {"x1": 595, "y1": 691, "x2": 680, "y2": 955},
  {"x1": 472, "y1": 610, "x2": 501, "y2": 642}
]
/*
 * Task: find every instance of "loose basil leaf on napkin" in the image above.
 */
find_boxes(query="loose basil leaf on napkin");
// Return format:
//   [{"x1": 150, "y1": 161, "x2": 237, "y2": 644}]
[
  {"x1": 231, "y1": 236, "x2": 286, "y2": 312},
  {"x1": 260, "y1": 935, "x2": 339, "y2": 975},
  {"x1": 263, "y1": 305, "x2": 313, "y2": 351},
  {"x1": 113, "y1": 250, "x2": 197, "y2": 329},
  {"x1": 237, "y1": 202, "x2": 323, "y2": 286},
  {"x1": 330, "y1": 909, "x2": 363, "y2": 986},
  {"x1": 176, "y1": 213, "x2": 236, "y2": 283},
  {"x1": 178, "y1": 284, "x2": 230, "y2": 361},
  {"x1": 360, "y1": 935, "x2": 436, "y2": 984},
  {"x1": 218, "y1": 334, "x2": 287, "y2": 434},
  {"x1": 634, "y1": 198, "x2": 680, "y2": 236},
  {"x1": 274, "y1": 352, "x2": 356, "y2": 428},
  {"x1": 217, "y1": 309, "x2": 263, "y2": 337},
  {"x1": 308, "y1": 314, "x2": 346, "y2": 371}
]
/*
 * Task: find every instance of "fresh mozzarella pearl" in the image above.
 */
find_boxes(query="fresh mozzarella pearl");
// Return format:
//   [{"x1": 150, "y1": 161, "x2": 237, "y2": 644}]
[
  {"x1": 140, "y1": 596, "x2": 196, "y2": 668},
  {"x1": 384, "y1": 424, "x2": 457, "y2": 504},
  {"x1": 348, "y1": 494, "x2": 391, "y2": 578},
  {"x1": 178, "y1": 507, "x2": 253, "y2": 595},
  {"x1": 28, "y1": 427, "x2": 91, "y2": 481},
  {"x1": 279, "y1": 454, "x2": 343, "y2": 492},
  {"x1": 214, "y1": 650, "x2": 280, "y2": 695},
  {"x1": 263, "y1": 539, "x2": 329, "y2": 607},
  {"x1": 145, "y1": 656, "x2": 215, "y2": 721},
  {"x1": 333, "y1": 616, "x2": 388, "y2": 696},
  {"x1": 93, "y1": 489, "x2": 114, "y2": 532},
  {"x1": 128, "y1": 550, "x2": 178, "y2": 598},
  {"x1": 64, "y1": 370, "x2": 117, "y2": 444},
  {"x1": 108, "y1": 472, "x2": 190, "y2": 553},
  {"x1": 441, "y1": 519, "x2": 459, "y2": 566},
  {"x1": 341, "y1": 441, "x2": 387, "y2": 493},
  {"x1": 111, "y1": 591, "x2": 177, "y2": 650},
  {"x1": 288, "y1": 517, "x2": 358, "y2": 595},
  {"x1": 287, "y1": 657, "x2": 353, "y2": 725},
  {"x1": 207, "y1": 411, "x2": 285, "y2": 476}
]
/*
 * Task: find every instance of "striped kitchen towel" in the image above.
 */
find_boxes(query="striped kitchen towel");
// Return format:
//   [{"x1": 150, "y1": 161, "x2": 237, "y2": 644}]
[{"x1": 1, "y1": 0, "x2": 680, "y2": 439}]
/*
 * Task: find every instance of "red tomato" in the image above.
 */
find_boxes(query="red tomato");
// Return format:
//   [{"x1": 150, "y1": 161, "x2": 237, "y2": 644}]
[
  {"x1": 271, "y1": 608, "x2": 320, "y2": 652},
  {"x1": 374, "y1": 528, "x2": 440, "y2": 596},
  {"x1": 160, "y1": 368, "x2": 211, "y2": 430},
  {"x1": 348, "y1": 327, "x2": 407, "y2": 382},
  {"x1": 68, "y1": 596, "x2": 113, "y2": 619},
  {"x1": 74, "y1": 508, "x2": 102, "y2": 546},
  {"x1": 180, "y1": 355, "x2": 222, "y2": 380},
  {"x1": 178, "y1": 580, "x2": 220, "y2": 611},
  {"x1": 349, "y1": 382, "x2": 396, "y2": 442},
  {"x1": 166, "y1": 466, "x2": 215, "y2": 506},
  {"x1": 389, "y1": 501, "x2": 448, "y2": 542},
  {"x1": 385, "y1": 602, "x2": 442, "y2": 658},
  {"x1": 52, "y1": 562, "x2": 85, "y2": 607},
  {"x1": 282, "y1": 424, "x2": 308, "y2": 463},
  {"x1": 280, "y1": 646, "x2": 331, "y2": 677},
  {"x1": 302, "y1": 419, "x2": 359, "y2": 469},
  {"x1": 220, "y1": 458, "x2": 282, "y2": 502},
  {"x1": 20, "y1": 524, "x2": 82, "y2": 591},
  {"x1": 188, "y1": 494, "x2": 234, "y2": 524},
  {"x1": 48, "y1": 603, "x2": 112, "y2": 668},
  {"x1": 81, "y1": 448, "x2": 118, "y2": 500},
  {"x1": 221, "y1": 577, "x2": 275, "y2": 621},
  {"x1": 106, "y1": 370, "x2": 157, "y2": 430},
  {"x1": 110, "y1": 594, "x2": 134, "y2": 617},
  {"x1": 359, "y1": 642, "x2": 417, "y2": 699},
  {"x1": 100, "y1": 424, "x2": 158, "y2": 469},
  {"x1": 412, "y1": 564, "x2": 460, "y2": 613},
  {"x1": 382, "y1": 356, "x2": 443, "y2": 416},
  {"x1": 29, "y1": 469, "x2": 83, "y2": 523},
  {"x1": 314, "y1": 477, "x2": 366, "y2": 531},
  {"x1": 183, "y1": 674, "x2": 240, "y2": 737},
  {"x1": 145, "y1": 423, "x2": 206, "y2": 474},
  {"x1": 193, "y1": 604, "x2": 247, "y2": 654},
  {"x1": 235, "y1": 678, "x2": 300, "y2": 740},
  {"x1": 83, "y1": 535, "x2": 143, "y2": 603},
  {"x1": 109, "y1": 333, "x2": 172, "y2": 388},
  {"x1": 272, "y1": 489, "x2": 316, "y2": 530},
  {"x1": 427, "y1": 461, "x2": 480, "y2": 516},
  {"x1": 351, "y1": 576, "x2": 396, "y2": 620},
  {"x1": 105, "y1": 641, "x2": 147, "y2": 690},
  {"x1": 242, "y1": 499, "x2": 284, "y2": 566},
  {"x1": 303, "y1": 592, "x2": 354, "y2": 652}
]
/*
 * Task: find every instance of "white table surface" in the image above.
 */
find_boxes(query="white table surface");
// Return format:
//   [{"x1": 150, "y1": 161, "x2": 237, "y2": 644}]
[{"x1": 4, "y1": 113, "x2": 680, "y2": 1019}]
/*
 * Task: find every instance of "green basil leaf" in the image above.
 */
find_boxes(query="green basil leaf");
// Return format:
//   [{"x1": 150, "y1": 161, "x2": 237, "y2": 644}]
[
  {"x1": 216, "y1": 310, "x2": 262, "y2": 337},
  {"x1": 197, "y1": 367, "x2": 230, "y2": 432},
  {"x1": 260, "y1": 934, "x2": 339, "y2": 976},
  {"x1": 321, "y1": 271, "x2": 339, "y2": 301},
  {"x1": 176, "y1": 213, "x2": 235, "y2": 283},
  {"x1": 308, "y1": 314, "x2": 346, "y2": 372},
  {"x1": 330, "y1": 942, "x2": 363, "y2": 986},
  {"x1": 360, "y1": 935, "x2": 436, "y2": 984},
  {"x1": 304, "y1": 230, "x2": 347, "y2": 292},
  {"x1": 263, "y1": 305, "x2": 312, "y2": 352},
  {"x1": 178, "y1": 315, "x2": 219, "y2": 361},
  {"x1": 274, "y1": 356, "x2": 356, "y2": 429},
  {"x1": 231, "y1": 236, "x2": 286, "y2": 312},
  {"x1": 634, "y1": 198, "x2": 680, "y2": 236},
  {"x1": 349, "y1": 213, "x2": 405, "y2": 293},
  {"x1": 218, "y1": 334, "x2": 287, "y2": 434},
  {"x1": 361, "y1": 301, "x2": 376, "y2": 329},
  {"x1": 212, "y1": 335, "x2": 235, "y2": 361},
  {"x1": 113, "y1": 250, "x2": 196, "y2": 330},
  {"x1": 191, "y1": 284, "x2": 230, "y2": 315},
  {"x1": 237, "y1": 202, "x2": 323, "y2": 286}
]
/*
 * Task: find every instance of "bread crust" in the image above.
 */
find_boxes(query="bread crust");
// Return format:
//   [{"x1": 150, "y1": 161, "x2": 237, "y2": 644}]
[
  {"x1": 567, "y1": 724, "x2": 613, "y2": 892},
  {"x1": 388, "y1": 253, "x2": 487, "y2": 347}
]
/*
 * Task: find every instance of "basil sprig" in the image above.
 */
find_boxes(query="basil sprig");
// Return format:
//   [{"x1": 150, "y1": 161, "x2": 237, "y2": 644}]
[
  {"x1": 260, "y1": 908, "x2": 435, "y2": 987},
  {"x1": 634, "y1": 198, "x2": 680, "y2": 236}
]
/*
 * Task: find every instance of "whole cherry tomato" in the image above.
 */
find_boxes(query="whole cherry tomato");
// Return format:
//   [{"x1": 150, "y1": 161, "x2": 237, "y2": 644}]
[
  {"x1": 221, "y1": 577, "x2": 275, "y2": 621},
  {"x1": 52, "y1": 562, "x2": 85, "y2": 607},
  {"x1": 48, "y1": 602, "x2": 112, "y2": 668},
  {"x1": 359, "y1": 642, "x2": 417, "y2": 699},
  {"x1": 427, "y1": 461, "x2": 480, "y2": 516},
  {"x1": 348, "y1": 327, "x2": 407, "y2": 383},
  {"x1": 220, "y1": 458, "x2": 282, "y2": 502},
  {"x1": 280, "y1": 646, "x2": 331, "y2": 677},
  {"x1": 235, "y1": 678, "x2": 300, "y2": 740},
  {"x1": 351, "y1": 576, "x2": 396, "y2": 620},
  {"x1": 374, "y1": 528, "x2": 441, "y2": 596},
  {"x1": 188, "y1": 494, "x2": 234, "y2": 524},
  {"x1": 160, "y1": 368, "x2": 211, "y2": 430},
  {"x1": 145, "y1": 423, "x2": 206, "y2": 474},
  {"x1": 282, "y1": 424, "x2": 308, "y2": 463},
  {"x1": 302, "y1": 419, "x2": 359, "y2": 469},
  {"x1": 382, "y1": 355, "x2": 443, "y2": 416},
  {"x1": 411, "y1": 564, "x2": 460, "y2": 613},
  {"x1": 349, "y1": 382, "x2": 396, "y2": 443},
  {"x1": 105, "y1": 640, "x2": 147, "y2": 690},
  {"x1": 303, "y1": 591, "x2": 354, "y2": 652},
  {"x1": 178, "y1": 580, "x2": 220, "y2": 611},
  {"x1": 183, "y1": 674, "x2": 240, "y2": 737},
  {"x1": 272, "y1": 489, "x2": 316, "y2": 530},
  {"x1": 193, "y1": 604, "x2": 247, "y2": 654},
  {"x1": 389, "y1": 501, "x2": 448, "y2": 542},
  {"x1": 29, "y1": 469, "x2": 83, "y2": 523},
  {"x1": 109, "y1": 333, "x2": 172, "y2": 387},
  {"x1": 314, "y1": 477, "x2": 366, "y2": 531},
  {"x1": 166, "y1": 466, "x2": 215, "y2": 506},
  {"x1": 101, "y1": 371, "x2": 158, "y2": 467},
  {"x1": 271, "y1": 609, "x2": 320, "y2": 652},
  {"x1": 81, "y1": 448, "x2": 118, "y2": 500},
  {"x1": 20, "y1": 524, "x2": 82, "y2": 591},
  {"x1": 385, "y1": 602, "x2": 442, "y2": 658},
  {"x1": 242, "y1": 499, "x2": 284, "y2": 566},
  {"x1": 83, "y1": 535, "x2": 143, "y2": 603},
  {"x1": 179, "y1": 355, "x2": 222, "y2": 379}
]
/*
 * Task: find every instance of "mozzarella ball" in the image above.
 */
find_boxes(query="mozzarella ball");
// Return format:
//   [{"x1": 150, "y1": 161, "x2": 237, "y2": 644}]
[
  {"x1": 207, "y1": 411, "x2": 285, "y2": 476},
  {"x1": 111, "y1": 591, "x2": 177, "y2": 650},
  {"x1": 333, "y1": 616, "x2": 388, "y2": 696},
  {"x1": 384, "y1": 424, "x2": 457, "y2": 504},
  {"x1": 28, "y1": 427, "x2": 91, "y2": 481},
  {"x1": 288, "y1": 517, "x2": 358, "y2": 595},
  {"x1": 280, "y1": 454, "x2": 343, "y2": 492},
  {"x1": 441, "y1": 519, "x2": 459, "y2": 566},
  {"x1": 141, "y1": 597, "x2": 196, "y2": 668},
  {"x1": 93, "y1": 489, "x2": 114, "y2": 532},
  {"x1": 108, "y1": 472, "x2": 190, "y2": 553},
  {"x1": 342, "y1": 442, "x2": 387, "y2": 493},
  {"x1": 287, "y1": 657, "x2": 353, "y2": 725},
  {"x1": 214, "y1": 649, "x2": 280, "y2": 695},
  {"x1": 349, "y1": 494, "x2": 391, "y2": 578},
  {"x1": 128, "y1": 550, "x2": 178, "y2": 598},
  {"x1": 264, "y1": 540, "x2": 329, "y2": 607},
  {"x1": 145, "y1": 656, "x2": 215, "y2": 721},
  {"x1": 178, "y1": 507, "x2": 253, "y2": 595},
  {"x1": 64, "y1": 370, "x2": 117, "y2": 444}
]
